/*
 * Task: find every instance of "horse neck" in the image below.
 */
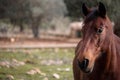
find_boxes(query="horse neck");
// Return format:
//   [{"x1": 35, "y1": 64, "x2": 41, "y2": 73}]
[
  {"x1": 101, "y1": 33, "x2": 117, "y2": 75},
  {"x1": 114, "y1": 34, "x2": 120, "y2": 67},
  {"x1": 91, "y1": 33, "x2": 118, "y2": 79},
  {"x1": 100, "y1": 17, "x2": 118, "y2": 73}
]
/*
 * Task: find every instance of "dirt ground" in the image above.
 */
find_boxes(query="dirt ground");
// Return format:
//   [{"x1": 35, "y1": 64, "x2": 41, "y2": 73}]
[{"x1": 0, "y1": 37, "x2": 80, "y2": 49}]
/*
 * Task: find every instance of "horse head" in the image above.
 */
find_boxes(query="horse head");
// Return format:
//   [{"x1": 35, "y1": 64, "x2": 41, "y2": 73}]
[{"x1": 76, "y1": 2, "x2": 114, "y2": 73}]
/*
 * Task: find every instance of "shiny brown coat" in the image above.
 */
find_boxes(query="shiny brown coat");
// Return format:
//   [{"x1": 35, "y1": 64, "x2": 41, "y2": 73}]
[{"x1": 73, "y1": 2, "x2": 120, "y2": 80}]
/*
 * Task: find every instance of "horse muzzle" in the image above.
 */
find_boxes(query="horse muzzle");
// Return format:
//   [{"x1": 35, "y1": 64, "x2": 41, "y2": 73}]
[{"x1": 77, "y1": 59, "x2": 93, "y2": 73}]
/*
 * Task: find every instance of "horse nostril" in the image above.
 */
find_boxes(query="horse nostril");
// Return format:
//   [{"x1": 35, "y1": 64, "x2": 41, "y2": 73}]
[{"x1": 78, "y1": 59, "x2": 89, "y2": 70}]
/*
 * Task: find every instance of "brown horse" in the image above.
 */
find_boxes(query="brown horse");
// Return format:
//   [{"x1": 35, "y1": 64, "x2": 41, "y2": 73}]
[{"x1": 73, "y1": 2, "x2": 120, "y2": 80}]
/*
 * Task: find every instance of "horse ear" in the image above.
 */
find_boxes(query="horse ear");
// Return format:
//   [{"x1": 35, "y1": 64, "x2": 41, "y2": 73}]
[
  {"x1": 82, "y1": 3, "x2": 90, "y2": 16},
  {"x1": 98, "y1": 2, "x2": 106, "y2": 18}
]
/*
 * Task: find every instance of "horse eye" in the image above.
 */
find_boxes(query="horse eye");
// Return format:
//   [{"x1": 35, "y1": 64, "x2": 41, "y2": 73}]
[{"x1": 97, "y1": 27, "x2": 103, "y2": 34}]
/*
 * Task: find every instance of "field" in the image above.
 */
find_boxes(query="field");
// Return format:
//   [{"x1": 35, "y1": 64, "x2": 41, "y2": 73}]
[{"x1": 0, "y1": 48, "x2": 75, "y2": 80}]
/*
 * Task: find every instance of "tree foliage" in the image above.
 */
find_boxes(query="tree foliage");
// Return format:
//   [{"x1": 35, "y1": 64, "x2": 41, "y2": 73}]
[
  {"x1": 0, "y1": 0, "x2": 67, "y2": 38},
  {"x1": 0, "y1": 0, "x2": 31, "y2": 32}
]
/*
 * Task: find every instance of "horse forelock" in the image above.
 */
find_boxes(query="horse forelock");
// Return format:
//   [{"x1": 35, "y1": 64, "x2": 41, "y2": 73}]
[
  {"x1": 83, "y1": 13, "x2": 113, "y2": 35},
  {"x1": 84, "y1": 8, "x2": 98, "y2": 24}
]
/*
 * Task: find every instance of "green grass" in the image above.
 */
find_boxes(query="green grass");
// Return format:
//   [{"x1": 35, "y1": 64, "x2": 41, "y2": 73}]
[{"x1": 0, "y1": 48, "x2": 75, "y2": 80}]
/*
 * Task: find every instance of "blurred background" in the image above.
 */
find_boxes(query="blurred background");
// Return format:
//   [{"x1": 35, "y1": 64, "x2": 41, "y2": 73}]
[
  {"x1": 0, "y1": 0, "x2": 120, "y2": 80},
  {"x1": 0, "y1": 0, "x2": 120, "y2": 40}
]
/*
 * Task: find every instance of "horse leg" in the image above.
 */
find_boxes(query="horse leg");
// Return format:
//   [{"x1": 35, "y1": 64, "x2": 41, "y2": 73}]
[{"x1": 73, "y1": 56, "x2": 82, "y2": 80}]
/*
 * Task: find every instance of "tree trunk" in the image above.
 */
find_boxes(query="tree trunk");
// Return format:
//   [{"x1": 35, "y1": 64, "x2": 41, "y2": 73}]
[
  {"x1": 19, "y1": 23, "x2": 24, "y2": 32},
  {"x1": 31, "y1": 18, "x2": 39, "y2": 38}
]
